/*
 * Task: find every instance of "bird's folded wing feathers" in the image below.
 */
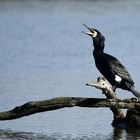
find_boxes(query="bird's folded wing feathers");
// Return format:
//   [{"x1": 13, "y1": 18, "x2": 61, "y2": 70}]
[{"x1": 109, "y1": 58, "x2": 134, "y2": 84}]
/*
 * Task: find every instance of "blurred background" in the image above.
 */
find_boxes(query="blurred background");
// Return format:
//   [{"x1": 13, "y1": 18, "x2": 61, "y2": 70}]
[{"x1": 0, "y1": 0, "x2": 140, "y2": 139}]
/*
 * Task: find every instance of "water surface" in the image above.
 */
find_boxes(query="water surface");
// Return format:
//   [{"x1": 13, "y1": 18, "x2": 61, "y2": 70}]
[{"x1": 0, "y1": 0, "x2": 140, "y2": 139}]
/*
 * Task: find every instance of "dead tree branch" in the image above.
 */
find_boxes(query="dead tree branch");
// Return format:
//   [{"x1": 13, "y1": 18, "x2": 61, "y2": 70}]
[
  {"x1": 0, "y1": 96, "x2": 139, "y2": 121},
  {"x1": 0, "y1": 76, "x2": 140, "y2": 128},
  {"x1": 86, "y1": 77, "x2": 125, "y2": 120}
]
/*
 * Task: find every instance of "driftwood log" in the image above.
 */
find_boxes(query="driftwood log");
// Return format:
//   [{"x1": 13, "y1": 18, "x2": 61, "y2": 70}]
[{"x1": 0, "y1": 77, "x2": 140, "y2": 128}]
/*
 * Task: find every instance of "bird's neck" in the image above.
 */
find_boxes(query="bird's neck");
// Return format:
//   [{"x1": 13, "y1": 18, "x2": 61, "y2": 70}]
[
  {"x1": 93, "y1": 47, "x2": 104, "y2": 59},
  {"x1": 93, "y1": 47, "x2": 104, "y2": 54},
  {"x1": 93, "y1": 37, "x2": 105, "y2": 53}
]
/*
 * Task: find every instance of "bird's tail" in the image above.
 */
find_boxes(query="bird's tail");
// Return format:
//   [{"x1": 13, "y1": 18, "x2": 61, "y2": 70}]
[{"x1": 130, "y1": 87, "x2": 140, "y2": 98}]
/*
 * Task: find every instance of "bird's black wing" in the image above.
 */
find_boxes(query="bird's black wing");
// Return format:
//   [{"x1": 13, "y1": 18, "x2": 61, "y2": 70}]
[{"x1": 104, "y1": 53, "x2": 134, "y2": 84}]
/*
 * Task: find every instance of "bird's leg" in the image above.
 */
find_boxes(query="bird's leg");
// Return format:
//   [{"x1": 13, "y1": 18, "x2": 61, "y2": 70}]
[{"x1": 112, "y1": 85, "x2": 117, "y2": 93}]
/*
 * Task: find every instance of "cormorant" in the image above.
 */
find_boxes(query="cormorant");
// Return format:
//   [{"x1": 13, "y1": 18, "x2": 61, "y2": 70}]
[{"x1": 82, "y1": 24, "x2": 140, "y2": 97}]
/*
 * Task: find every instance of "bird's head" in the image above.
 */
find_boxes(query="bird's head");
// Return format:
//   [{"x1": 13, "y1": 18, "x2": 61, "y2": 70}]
[{"x1": 82, "y1": 24, "x2": 105, "y2": 50}]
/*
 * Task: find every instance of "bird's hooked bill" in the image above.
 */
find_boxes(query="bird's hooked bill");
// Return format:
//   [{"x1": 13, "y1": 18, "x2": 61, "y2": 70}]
[
  {"x1": 82, "y1": 24, "x2": 96, "y2": 37},
  {"x1": 83, "y1": 24, "x2": 93, "y2": 32}
]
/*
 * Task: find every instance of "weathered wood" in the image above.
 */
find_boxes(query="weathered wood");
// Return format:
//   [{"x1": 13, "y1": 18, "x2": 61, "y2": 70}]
[
  {"x1": 0, "y1": 76, "x2": 140, "y2": 128},
  {"x1": 0, "y1": 97, "x2": 139, "y2": 120},
  {"x1": 86, "y1": 77, "x2": 125, "y2": 121}
]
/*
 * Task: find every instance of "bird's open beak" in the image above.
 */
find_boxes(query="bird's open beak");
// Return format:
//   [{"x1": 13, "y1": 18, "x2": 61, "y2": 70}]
[{"x1": 82, "y1": 24, "x2": 95, "y2": 36}]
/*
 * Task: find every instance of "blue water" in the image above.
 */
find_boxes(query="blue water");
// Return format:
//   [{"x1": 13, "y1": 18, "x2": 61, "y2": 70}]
[{"x1": 0, "y1": 0, "x2": 140, "y2": 139}]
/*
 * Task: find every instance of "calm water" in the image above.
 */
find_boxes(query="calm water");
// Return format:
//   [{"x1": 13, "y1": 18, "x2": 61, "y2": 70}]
[{"x1": 0, "y1": 0, "x2": 140, "y2": 139}]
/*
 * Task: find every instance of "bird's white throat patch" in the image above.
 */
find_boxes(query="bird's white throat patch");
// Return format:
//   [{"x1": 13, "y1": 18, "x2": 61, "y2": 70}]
[
  {"x1": 93, "y1": 31, "x2": 98, "y2": 37},
  {"x1": 115, "y1": 75, "x2": 122, "y2": 82}
]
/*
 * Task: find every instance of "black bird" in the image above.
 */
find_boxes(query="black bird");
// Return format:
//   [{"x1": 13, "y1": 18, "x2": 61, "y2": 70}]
[{"x1": 82, "y1": 24, "x2": 140, "y2": 97}]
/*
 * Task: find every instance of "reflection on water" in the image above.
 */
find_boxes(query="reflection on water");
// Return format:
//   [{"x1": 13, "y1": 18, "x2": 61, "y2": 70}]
[
  {"x1": 0, "y1": 0, "x2": 140, "y2": 139},
  {"x1": 0, "y1": 129, "x2": 110, "y2": 140},
  {"x1": 1, "y1": 127, "x2": 140, "y2": 140},
  {"x1": 110, "y1": 127, "x2": 140, "y2": 140}
]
